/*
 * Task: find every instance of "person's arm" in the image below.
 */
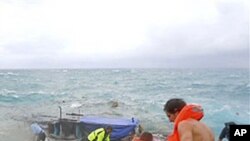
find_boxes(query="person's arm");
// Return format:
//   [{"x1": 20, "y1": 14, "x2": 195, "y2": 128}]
[
  {"x1": 106, "y1": 135, "x2": 110, "y2": 141},
  {"x1": 178, "y1": 121, "x2": 193, "y2": 141},
  {"x1": 97, "y1": 131, "x2": 105, "y2": 141}
]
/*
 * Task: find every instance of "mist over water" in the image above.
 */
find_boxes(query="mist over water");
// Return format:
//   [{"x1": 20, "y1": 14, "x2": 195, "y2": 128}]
[{"x1": 0, "y1": 69, "x2": 249, "y2": 141}]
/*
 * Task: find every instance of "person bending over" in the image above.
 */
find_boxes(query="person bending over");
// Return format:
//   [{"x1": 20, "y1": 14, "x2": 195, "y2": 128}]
[
  {"x1": 31, "y1": 123, "x2": 46, "y2": 141},
  {"x1": 218, "y1": 121, "x2": 236, "y2": 141},
  {"x1": 88, "y1": 126, "x2": 113, "y2": 141},
  {"x1": 132, "y1": 132, "x2": 153, "y2": 141},
  {"x1": 163, "y1": 98, "x2": 214, "y2": 141}
]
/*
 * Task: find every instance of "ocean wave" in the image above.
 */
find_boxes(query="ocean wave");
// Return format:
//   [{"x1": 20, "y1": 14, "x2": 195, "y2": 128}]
[
  {"x1": 0, "y1": 71, "x2": 20, "y2": 76},
  {"x1": 0, "y1": 94, "x2": 20, "y2": 103},
  {"x1": 0, "y1": 89, "x2": 17, "y2": 95},
  {"x1": 246, "y1": 83, "x2": 250, "y2": 88},
  {"x1": 0, "y1": 69, "x2": 248, "y2": 139},
  {"x1": 0, "y1": 92, "x2": 54, "y2": 104},
  {"x1": 70, "y1": 102, "x2": 82, "y2": 108}
]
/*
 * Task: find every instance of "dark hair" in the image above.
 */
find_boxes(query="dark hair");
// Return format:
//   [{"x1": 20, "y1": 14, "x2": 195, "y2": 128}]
[
  {"x1": 225, "y1": 121, "x2": 236, "y2": 126},
  {"x1": 225, "y1": 121, "x2": 236, "y2": 128},
  {"x1": 106, "y1": 126, "x2": 113, "y2": 131},
  {"x1": 164, "y1": 98, "x2": 186, "y2": 114},
  {"x1": 140, "y1": 132, "x2": 153, "y2": 141}
]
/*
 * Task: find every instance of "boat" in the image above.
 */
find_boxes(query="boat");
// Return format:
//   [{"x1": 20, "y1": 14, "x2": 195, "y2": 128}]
[{"x1": 33, "y1": 107, "x2": 140, "y2": 141}]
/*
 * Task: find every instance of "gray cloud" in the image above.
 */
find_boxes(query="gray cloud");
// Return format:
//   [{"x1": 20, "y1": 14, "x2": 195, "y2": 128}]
[
  {"x1": 128, "y1": 1, "x2": 249, "y2": 69},
  {"x1": 0, "y1": 0, "x2": 248, "y2": 69}
]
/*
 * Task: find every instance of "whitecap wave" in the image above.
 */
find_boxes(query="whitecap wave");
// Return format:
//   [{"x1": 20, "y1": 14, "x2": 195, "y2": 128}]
[{"x1": 70, "y1": 103, "x2": 82, "y2": 108}]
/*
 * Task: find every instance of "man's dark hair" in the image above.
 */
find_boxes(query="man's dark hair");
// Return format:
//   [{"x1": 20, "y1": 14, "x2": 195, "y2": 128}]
[
  {"x1": 219, "y1": 122, "x2": 236, "y2": 140},
  {"x1": 225, "y1": 121, "x2": 236, "y2": 127},
  {"x1": 105, "y1": 126, "x2": 113, "y2": 132},
  {"x1": 164, "y1": 98, "x2": 186, "y2": 114},
  {"x1": 140, "y1": 132, "x2": 153, "y2": 141}
]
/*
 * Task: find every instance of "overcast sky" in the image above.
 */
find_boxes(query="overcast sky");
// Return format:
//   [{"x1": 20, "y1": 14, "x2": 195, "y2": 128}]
[{"x1": 0, "y1": 0, "x2": 249, "y2": 69}]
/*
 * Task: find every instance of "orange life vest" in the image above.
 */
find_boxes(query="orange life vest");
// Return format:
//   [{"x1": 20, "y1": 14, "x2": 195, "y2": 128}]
[{"x1": 167, "y1": 104, "x2": 204, "y2": 141}]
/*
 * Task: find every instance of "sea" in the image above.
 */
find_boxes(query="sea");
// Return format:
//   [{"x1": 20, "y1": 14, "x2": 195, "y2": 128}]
[{"x1": 0, "y1": 69, "x2": 249, "y2": 141}]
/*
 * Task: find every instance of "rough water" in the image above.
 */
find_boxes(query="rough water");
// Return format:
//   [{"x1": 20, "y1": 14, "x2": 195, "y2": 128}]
[{"x1": 0, "y1": 69, "x2": 249, "y2": 141}]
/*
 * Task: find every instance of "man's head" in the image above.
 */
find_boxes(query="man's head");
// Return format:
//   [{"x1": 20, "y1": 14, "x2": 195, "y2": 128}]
[
  {"x1": 225, "y1": 121, "x2": 236, "y2": 128},
  {"x1": 140, "y1": 132, "x2": 153, "y2": 141},
  {"x1": 163, "y1": 98, "x2": 186, "y2": 122},
  {"x1": 105, "y1": 126, "x2": 113, "y2": 134}
]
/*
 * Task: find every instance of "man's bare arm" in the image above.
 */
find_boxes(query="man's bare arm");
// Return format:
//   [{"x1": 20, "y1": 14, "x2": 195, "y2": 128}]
[{"x1": 178, "y1": 121, "x2": 193, "y2": 141}]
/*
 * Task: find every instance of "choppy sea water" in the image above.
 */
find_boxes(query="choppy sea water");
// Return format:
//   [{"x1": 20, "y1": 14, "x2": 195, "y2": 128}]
[{"x1": 0, "y1": 69, "x2": 249, "y2": 141}]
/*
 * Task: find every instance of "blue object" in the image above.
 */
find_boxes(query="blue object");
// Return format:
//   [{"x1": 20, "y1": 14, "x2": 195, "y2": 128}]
[
  {"x1": 54, "y1": 122, "x2": 60, "y2": 136},
  {"x1": 31, "y1": 123, "x2": 44, "y2": 135},
  {"x1": 80, "y1": 116, "x2": 139, "y2": 141}
]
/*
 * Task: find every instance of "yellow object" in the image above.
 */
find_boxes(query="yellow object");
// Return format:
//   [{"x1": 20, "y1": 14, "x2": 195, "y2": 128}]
[{"x1": 88, "y1": 128, "x2": 110, "y2": 141}]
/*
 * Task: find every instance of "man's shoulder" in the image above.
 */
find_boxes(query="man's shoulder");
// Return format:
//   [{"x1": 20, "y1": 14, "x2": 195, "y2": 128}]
[
  {"x1": 178, "y1": 120, "x2": 194, "y2": 131},
  {"x1": 178, "y1": 119, "x2": 201, "y2": 129},
  {"x1": 179, "y1": 118, "x2": 197, "y2": 124}
]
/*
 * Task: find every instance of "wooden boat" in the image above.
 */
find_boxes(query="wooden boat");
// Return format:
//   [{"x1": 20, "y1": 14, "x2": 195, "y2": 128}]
[{"x1": 33, "y1": 107, "x2": 140, "y2": 141}]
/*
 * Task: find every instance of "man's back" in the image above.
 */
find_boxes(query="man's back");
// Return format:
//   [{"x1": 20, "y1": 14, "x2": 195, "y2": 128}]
[{"x1": 178, "y1": 119, "x2": 214, "y2": 141}]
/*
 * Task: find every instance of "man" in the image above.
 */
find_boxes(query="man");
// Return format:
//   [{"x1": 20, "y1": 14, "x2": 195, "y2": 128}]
[
  {"x1": 132, "y1": 132, "x2": 153, "y2": 141},
  {"x1": 163, "y1": 98, "x2": 214, "y2": 141},
  {"x1": 31, "y1": 123, "x2": 46, "y2": 141},
  {"x1": 88, "y1": 126, "x2": 112, "y2": 141},
  {"x1": 218, "y1": 121, "x2": 236, "y2": 141}
]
